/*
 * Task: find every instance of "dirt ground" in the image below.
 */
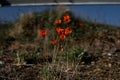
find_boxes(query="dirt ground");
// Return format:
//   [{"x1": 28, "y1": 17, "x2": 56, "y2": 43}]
[{"x1": 0, "y1": 33, "x2": 120, "y2": 80}]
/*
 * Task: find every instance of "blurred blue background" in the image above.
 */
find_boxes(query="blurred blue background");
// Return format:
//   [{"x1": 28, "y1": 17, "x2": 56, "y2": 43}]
[{"x1": 0, "y1": 5, "x2": 120, "y2": 27}]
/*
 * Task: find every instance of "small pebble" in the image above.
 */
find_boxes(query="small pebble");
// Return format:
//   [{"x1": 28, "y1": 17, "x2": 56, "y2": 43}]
[
  {"x1": 108, "y1": 63, "x2": 112, "y2": 68},
  {"x1": 108, "y1": 53, "x2": 112, "y2": 56},
  {"x1": 0, "y1": 61, "x2": 4, "y2": 64}
]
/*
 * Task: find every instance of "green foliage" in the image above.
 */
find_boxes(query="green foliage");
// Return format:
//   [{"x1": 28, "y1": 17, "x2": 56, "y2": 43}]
[
  {"x1": 65, "y1": 46, "x2": 85, "y2": 62},
  {"x1": 64, "y1": 46, "x2": 98, "y2": 64},
  {"x1": 17, "y1": 49, "x2": 41, "y2": 64},
  {"x1": 41, "y1": 65, "x2": 63, "y2": 80}
]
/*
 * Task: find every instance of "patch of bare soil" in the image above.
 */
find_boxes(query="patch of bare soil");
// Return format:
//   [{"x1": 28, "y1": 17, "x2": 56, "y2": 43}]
[{"x1": 0, "y1": 33, "x2": 120, "y2": 80}]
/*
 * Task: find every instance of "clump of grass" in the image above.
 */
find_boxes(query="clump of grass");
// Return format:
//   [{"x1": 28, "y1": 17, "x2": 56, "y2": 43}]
[
  {"x1": 64, "y1": 46, "x2": 85, "y2": 62},
  {"x1": 41, "y1": 65, "x2": 64, "y2": 80}
]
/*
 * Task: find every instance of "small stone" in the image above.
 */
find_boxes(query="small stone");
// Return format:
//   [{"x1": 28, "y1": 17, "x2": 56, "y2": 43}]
[
  {"x1": 0, "y1": 61, "x2": 4, "y2": 64},
  {"x1": 102, "y1": 52, "x2": 107, "y2": 55},
  {"x1": 108, "y1": 63, "x2": 112, "y2": 68},
  {"x1": 108, "y1": 53, "x2": 112, "y2": 56},
  {"x1": 91, "y1": 61, "x2": 95, "y2": 65},
  {"x1": 97, "y1": 68, "x2": 101, "y2": 71}
]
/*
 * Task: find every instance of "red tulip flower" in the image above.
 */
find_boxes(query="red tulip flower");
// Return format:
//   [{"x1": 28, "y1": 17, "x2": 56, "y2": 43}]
[
  {"x1": 56, "y1": 27, "x2": 64, "y2": 34},
  {"x1": 52, "y1": 40, "x2": 57, "y2": 45},
  {"x1": 64, "y1": 15, "x2": 71, "y2": 23},
  {"x1": 40, "y1": 30, "x2": 47, "y2": 38},
  {"x1": 60, "y1": 34, "x2": 66, "y2": 41},
  {"x1": 55, "y1": 19, "x2": 62, "y2": 25},
  {"x1": 65, "y1": 27, "x2": 72, "y2": 36}
]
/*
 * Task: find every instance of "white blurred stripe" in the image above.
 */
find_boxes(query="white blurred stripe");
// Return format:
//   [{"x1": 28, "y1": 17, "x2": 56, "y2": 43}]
[
  {"x1": 0, "y1": 2, "x2": 120, "y2": 7},
  {"x1": 11, "y1": 2, "x2": 120, "y2": 6}
]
